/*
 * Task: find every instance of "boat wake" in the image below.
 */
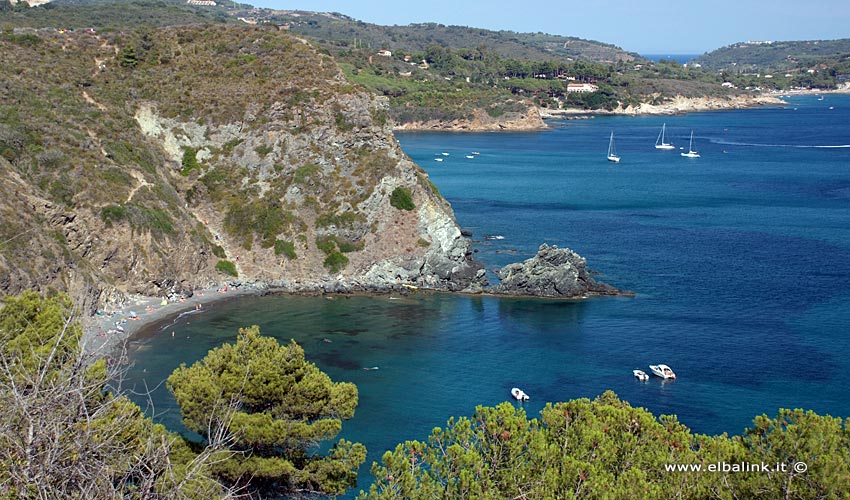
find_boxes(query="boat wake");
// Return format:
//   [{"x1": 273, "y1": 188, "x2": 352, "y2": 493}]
[
  {"x1": 712, "y1": 139, "x2": 850, "y2": 149},
  {"x1": 157, "y1": 308, "x2": 205, "y2": 332}
]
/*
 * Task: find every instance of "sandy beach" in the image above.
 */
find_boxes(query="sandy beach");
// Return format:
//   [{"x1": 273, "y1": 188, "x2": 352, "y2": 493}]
[{"x1": 81, "y1": 283, "x2": 266, "y2": 359}]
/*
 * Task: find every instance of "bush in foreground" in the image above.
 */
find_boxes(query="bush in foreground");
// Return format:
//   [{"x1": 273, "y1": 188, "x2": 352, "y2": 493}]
[
  {"x1": 362, "y1": 391, "x2": 850, "y2": 499},
  {"x1": 168, "y1": 326, "x2": 366, "y2": 497}
]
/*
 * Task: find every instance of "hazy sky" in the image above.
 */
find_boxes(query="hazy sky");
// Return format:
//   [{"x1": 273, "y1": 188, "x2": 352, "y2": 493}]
[{"x1": 248, "y1": 0, "x2": 849, "y2": 54}]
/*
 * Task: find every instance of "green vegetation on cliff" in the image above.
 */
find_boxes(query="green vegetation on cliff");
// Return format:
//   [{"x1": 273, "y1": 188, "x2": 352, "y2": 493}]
[{"x1": 0, "y1": 13, "x2": 439, "y2": 301}]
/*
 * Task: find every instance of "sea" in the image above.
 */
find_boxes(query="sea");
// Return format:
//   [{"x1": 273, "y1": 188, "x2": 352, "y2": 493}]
[
  {"x1": 641, "y1": 53, "x2": 701, "y2": 64},
  {"x1": 123, "y1": 94, "x2": 850, "y2": 496}
]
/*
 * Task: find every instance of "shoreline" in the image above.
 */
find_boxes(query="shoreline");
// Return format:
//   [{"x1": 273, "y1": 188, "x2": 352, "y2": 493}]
[
  {"x1": 393, "y1": 94, "x2": 791, "y2": 132},
  {"x1": 82, "y1": 281, "x2": 634, "y2": 360},
  {"x1": 82, "y1": 283, "x2": 266, "y2": 359}
]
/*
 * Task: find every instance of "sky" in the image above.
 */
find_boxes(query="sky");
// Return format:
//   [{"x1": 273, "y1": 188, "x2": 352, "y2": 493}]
[{"x1": 247, "y1": 0, "x2": 850, "y2": 55}]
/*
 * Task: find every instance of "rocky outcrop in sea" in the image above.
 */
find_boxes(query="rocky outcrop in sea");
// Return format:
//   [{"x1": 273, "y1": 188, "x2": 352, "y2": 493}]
[{"x1": 491, "y1": 244, "x2": 627, "y2": 298}]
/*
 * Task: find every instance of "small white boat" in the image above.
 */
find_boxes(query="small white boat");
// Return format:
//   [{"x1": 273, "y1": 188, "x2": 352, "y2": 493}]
[
  {"x1": 655, "y1": 123, "x2": 675, "y2": 150},
  {"x1": 680, "y1": 131, "x2": 700, "y2": 158},
  {"x1": 471, "y1": 151, "x2": 480, "y2": 155},
  {"x1": 434, "y1": 158, "x2": 443, "y2": 162},
  {"x1": 607, "y1": 131, "x2": 621, "y2": 163},
  {"x1": 649, "y1": 364, "x2": 676, "y2": 380},
  {"x1": 465, "y1": 155, "x2": 475, "y2": 159},
  {"x1": 633, "y1": 369, "x2": 649, "y2": 381},
  {"x1": 511, "y1": 387, "x2": 529, "y2": 401},
  {"x1": 441, "y1": 152, "x2": 449, "y2": 156}
]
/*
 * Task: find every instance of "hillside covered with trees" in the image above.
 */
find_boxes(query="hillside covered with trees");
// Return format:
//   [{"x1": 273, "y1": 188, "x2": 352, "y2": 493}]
[{"x1": 693, "y1": 39, "x2": 850, "y2": 91}]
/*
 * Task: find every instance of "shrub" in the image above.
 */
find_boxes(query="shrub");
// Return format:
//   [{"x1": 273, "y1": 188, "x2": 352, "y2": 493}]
[
  {"x1": 315, "y1": 236, "x2": 336, "y2": 256},
  {"x1": 254, "y1": 143, "x2": 273, "y2": 157},
  {"x1": 215, "y1": 260, "x2": 238, "y2": 277},
  {"x1": 323, "y1": 251, "x2": 349, "y2": 274},
  {"x1": 181, "y1": 147, "x2": 200, "y2": 176},
  {"x1": 212, "y1": 245, "x2": 226, "y2": 258},
  {"x1": 221, "y1": 138, "x2": 243, "y2": 154},
  {"x1": 274, "y1": 240, "x2": 296, "y2": 259},
  {"x1": 294, "y1": 163, "x2": 320, "y2": 185},
  {"x1": 336, "y1": 239, "x2": 362, "y2": 253},
  {"x1": 101, "y1": 204, "x2": 126, "y2": 226},
  {"x1": 390, "y1": 186, "x2": 415, "y2": 211}
]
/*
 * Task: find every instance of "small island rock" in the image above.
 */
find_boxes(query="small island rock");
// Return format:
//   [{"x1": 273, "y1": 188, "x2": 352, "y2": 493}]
[{"x1": 492, "y1": 243, "x2": 626, "y2": 298}]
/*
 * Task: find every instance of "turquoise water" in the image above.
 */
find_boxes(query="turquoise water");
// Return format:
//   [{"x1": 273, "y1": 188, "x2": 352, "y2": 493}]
[{"x1": 123, "y1": 94, "x2": 850, "y2": 494}]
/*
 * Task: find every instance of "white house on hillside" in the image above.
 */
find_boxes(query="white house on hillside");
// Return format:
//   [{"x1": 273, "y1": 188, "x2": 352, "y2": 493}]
[{"x1": 566, "y1": 83, "x2": 598, "y2": 93}]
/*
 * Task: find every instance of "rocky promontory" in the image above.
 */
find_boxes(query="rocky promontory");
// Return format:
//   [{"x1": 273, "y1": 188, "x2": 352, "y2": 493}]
[
  {"x1": 492, "y1": 244, "x2": 628, "y2": 298},
  {"x1": 393, "y1": 105, "x2": 547, "y2": 132},
  {"x1": 541, "y1": 93, "x2": 785, "y2": 118}
]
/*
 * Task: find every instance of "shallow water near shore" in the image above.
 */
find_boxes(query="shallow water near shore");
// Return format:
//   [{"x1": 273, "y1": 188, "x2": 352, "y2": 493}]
[{"x1": 124, "y1": 94, "x2": 850, "y2": 496}]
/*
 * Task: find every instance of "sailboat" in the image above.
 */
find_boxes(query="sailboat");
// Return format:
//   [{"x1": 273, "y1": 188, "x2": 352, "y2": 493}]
[
  {"x1": 607, "y1": 131, "x2": 621, "y2": 163},
  {"x1": 655, "y1": 123, "x2": 675, "y2": 150},
  {"x1": 680, "y1": 130, "x2": 700, "y2": 158}
]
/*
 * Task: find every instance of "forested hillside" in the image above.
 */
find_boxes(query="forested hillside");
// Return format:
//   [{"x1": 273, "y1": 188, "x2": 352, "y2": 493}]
[{"x1": 694, "y1": 39, "x2": 850, "y2": 91}]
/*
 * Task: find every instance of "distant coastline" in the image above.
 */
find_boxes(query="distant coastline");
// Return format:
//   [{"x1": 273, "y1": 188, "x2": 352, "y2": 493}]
[
  {"x1": 640, "y1": 53, "x2": 701, "y2": 64},
  {"x1": 394, "y1": 93, "x2": 789, "y2": 132}
]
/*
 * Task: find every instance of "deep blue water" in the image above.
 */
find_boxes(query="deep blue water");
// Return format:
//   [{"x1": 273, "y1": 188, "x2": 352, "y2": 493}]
[
  {"x1": 641, "y1": 53, "x2": 701, "y2": 64},
  {"x1": 123, "y1": 94, "x2": 850, "y2": 496}
]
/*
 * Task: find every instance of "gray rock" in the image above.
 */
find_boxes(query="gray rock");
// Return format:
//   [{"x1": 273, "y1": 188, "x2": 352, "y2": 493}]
[{"x1": 492, "y1": 243, "x2": 626, "y2": 298}]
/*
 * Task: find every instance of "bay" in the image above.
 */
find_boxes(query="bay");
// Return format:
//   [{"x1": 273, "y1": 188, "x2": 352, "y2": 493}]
[{"x1": 123, "y1": 94, "x2": 850, "y2": 495}]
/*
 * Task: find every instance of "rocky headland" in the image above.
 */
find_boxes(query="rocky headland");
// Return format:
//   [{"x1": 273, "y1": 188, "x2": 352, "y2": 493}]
[
  {"x1": 393, "y1": 106, "x2": 548, "y2": 132},
  {"x1": 392, "y1": 93, "x2": 784, "y2": 132},
  {"x1": 0, "y1": 25, "x2": 487, "y2": 316},
  {"x1": 541, "y1": 93, "x2": 786, "y2": 118},
  {"x1": 1, "y1": 24, "x2": 628, "y2": 357},
  {"x1": 492, "y1": 244, "x2": 628, "y2": 298}
]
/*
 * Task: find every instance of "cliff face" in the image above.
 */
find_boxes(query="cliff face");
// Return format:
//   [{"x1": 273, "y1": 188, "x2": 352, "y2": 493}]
[
  {"x1": 617, "y1": 94, "x2": 786, "y2": 115},
  {"x1": 0, "y1": 26, "x2": 480, "y2": 312},
  {"x1": 542, "y1": 94, "x2": 785, "y2": 117}
]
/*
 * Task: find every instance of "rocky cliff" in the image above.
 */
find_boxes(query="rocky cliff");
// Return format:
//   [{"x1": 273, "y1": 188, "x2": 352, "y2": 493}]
[
  {"x1": 393, "y1": 105, "x2": 547, "y2": 132},
  {"x1": 0, "y1": 25, "x2": 482, "y2": 312},
  {"x1": 541, "y1": 93, "x2": 785, "y2": 117}
]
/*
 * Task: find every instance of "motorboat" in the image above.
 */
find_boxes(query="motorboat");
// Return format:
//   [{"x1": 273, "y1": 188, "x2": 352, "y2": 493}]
[
  {"x1": 649, "y1": 364, "x2": 676, "y2": 380},
  {"x1": 511, "y1": 387, "x2": 530, "y2": 401},
  {"x1": 633, "y1": 369, "x2": 649, "y2": 381}
]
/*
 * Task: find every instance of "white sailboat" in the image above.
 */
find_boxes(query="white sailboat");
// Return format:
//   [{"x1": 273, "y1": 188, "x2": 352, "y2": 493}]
[
  {"x1": 655, "y1": 123, "x2": 675, "y2": 150},
  {"x1": 680, "y1": 130, "x2": 700, "y2": 158},
  {"x1": 607, "y1": 131, "x2": 620, "y2": 163}
]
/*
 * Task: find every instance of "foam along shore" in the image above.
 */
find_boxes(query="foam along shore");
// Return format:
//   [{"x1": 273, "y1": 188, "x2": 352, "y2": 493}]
[{"x1": 81, "y1": 283, "x2": 264, "y2": 358}]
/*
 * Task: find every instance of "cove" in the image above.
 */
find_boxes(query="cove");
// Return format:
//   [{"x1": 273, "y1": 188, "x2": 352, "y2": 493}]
[{"x1": 124, "y1": 94, "x2": 850, "y2": 495}]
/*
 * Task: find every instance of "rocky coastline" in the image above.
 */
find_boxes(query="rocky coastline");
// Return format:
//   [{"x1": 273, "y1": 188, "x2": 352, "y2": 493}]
[
  {"x1": 83, "y1": 243, "x2": 629, "y2": 357},
  {"x1": 396, "y1": 93, "x2": 787, "y2": 132},
  {"x1": 541, "y1": 93, "x2": 786, "y2": 119},
  {"x1": 393, "y1": 106, "x2": 548, "y2": 132}
]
